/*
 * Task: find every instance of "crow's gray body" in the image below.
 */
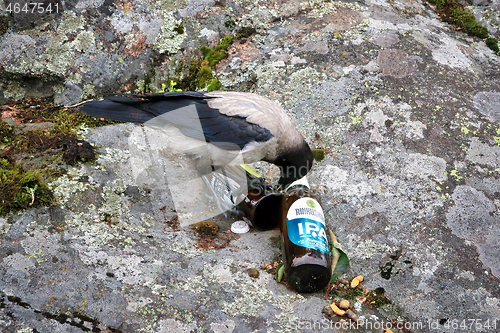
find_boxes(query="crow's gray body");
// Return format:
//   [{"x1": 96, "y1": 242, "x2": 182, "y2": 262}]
[{"x1": 79, "y1": 91, "x2": 313, "y2": 185}]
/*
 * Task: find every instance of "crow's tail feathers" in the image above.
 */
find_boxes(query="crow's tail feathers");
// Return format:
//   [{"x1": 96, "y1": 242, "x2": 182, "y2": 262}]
[
  {"x1": 78, "y1": 92, "x2": 211, "y2": 124},
  {"x1": 78, "y1": 97, "x2": 154, "y2": 123}
]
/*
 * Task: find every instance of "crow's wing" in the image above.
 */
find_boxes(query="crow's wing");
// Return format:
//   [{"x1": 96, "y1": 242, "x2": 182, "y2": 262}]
[{"x1": 79, "y1": 92, "x2": 274, "y2": 151}]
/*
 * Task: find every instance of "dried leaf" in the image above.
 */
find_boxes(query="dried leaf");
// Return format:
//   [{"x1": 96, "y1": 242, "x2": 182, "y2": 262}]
[
  {"x1": 351, "y1": 275, "x2": 363, "y2": 288},
  {"x1": 330, "y1": 303, "x2": 346, "y2": 316}
]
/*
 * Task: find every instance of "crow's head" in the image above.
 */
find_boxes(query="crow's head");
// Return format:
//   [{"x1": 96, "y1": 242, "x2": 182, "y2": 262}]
[{"x1": 273, "y1": 140, "x2": 313, "y2": 188}]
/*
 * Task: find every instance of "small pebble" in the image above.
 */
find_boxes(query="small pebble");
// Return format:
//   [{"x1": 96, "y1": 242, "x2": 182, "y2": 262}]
[
  {"x1": 246, "y1": 268, "x2": 260, "y2": 278},
  {"x1": 339, "y1": 299, "x2": 350, "y2": 309},
  {"x1": 322, "y1": 304, "x2": 334, "y2": 317},
  {"x1": 345, "y1": 309, "x2": 359, "y2": 322}
]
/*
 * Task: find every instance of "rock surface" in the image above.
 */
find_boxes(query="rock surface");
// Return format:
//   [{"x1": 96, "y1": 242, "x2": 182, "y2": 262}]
[{"x1": 1, "y1": 0, "x2": 500, "y2": 332}]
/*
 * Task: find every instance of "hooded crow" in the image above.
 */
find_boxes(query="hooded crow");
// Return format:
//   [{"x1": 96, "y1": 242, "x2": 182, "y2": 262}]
[{"x1": 79, "y1": 91, "x2": 313, "y2": 186}]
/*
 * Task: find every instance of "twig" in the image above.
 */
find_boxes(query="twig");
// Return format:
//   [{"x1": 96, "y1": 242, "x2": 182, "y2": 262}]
[{"x1": 64, "y1": 99, "x2": 96, "y2": 108}]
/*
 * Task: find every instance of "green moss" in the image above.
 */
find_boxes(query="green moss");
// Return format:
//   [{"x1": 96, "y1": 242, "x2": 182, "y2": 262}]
[
  {"x1": 178, "y1": 36, "x2": 235, "y2": 91},
  {"x1": 217, "y1": 36, "x2": 235, "y2": 50},
  {"x1": 448, "y1": 4, "x2": 475, "y2": 26},
  {"x1": 0, "y1": 106, "x2": 109, "y2": 166},
  {"x1": 11, "y1": 101, "x2": 118, "y2": 132},
  {"x1": 0, "y1": 101, "x2": 116, "y2": 216},
  {"x1": 0, "y1": 166, "x2": 53, "y2": 216},
  {"x1": 367, "y1": 288, "x2": 391, "y2": 307},
  {"x1": 206, "y1": 50, "x2": 229, "y2": 67},
  {"x1": 0, "y1": 121, "x2": 15, "y2": 145},
  {"x1": 200, "y1": 46, "x2": 211, "y2": 58},
  {"x1": 311, "y1": 149, "x2": 325, "y2": 162},
  {"x1": 175, "y1": 30, "x2": 256, "y2": 91},
  {"x1": 224, "y1": 19, "x2": 236, "y2": 29},
  {"x1": 329, "y1": 284, "x2": 365, "y2": 301},
  {"x1": 462, "y1": 20, "x2": 489, "y2": 39},
  {"x1": 448, "y1": 4, "x2": 489, "y2": 38},
  {"x1": 428, "y1": 0, "x2": 491, "y2": 39},
  {"x1": 4, "y1": 127, "x2": 94, "y2": 170},
  {"x1": 236, "y1": 27, "x2": 257, "y2": 39},
  {"x1": 207, "y1": 78, "x2": 222, "y2": 92},
  {"x1": 428, "y1": 0, "x2": 445, "y2": 9},
  {"x1": 486, "y1": 37, "x2": 500, "y2": 54},
  {"x1": 0, "y1": 16, "x2": 9, "y2": 36},
  {"x1": 203, "y1": 36, "x2": 234, "y2": 67},
  {"x1": 200, "y1": 45, "x2": 228, "y2": 67},
  {"x1": 198, "y1": 65, "x2": 213, "y2": 82},
  {"x1": 192, "y1": 65, "x2": 214, "y2": 90},
  {"x1": 173, "y1": 23, "x2": 184, "y2": 35}
]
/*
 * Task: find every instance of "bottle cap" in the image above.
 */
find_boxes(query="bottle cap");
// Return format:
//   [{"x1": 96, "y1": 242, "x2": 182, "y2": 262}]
[
  {"x1": 231, "y1": 220, "x2": 250, "y2": 233},
  {"x1": 285, "y1": 176, "x2": 310, "y2": 191}
]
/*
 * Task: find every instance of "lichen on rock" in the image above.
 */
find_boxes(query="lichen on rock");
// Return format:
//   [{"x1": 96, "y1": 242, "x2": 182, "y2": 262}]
[{"x1": 154, "y1": 11, "x2": 187, "y2": 54}]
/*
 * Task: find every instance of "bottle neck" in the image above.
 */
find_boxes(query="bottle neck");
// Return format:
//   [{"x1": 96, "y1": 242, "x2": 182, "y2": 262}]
[{"x1": 285, "y1": 176, "x2": 310, "y2": 192}]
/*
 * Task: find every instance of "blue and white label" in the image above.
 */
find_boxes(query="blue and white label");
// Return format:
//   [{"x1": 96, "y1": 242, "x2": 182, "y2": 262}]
[{"x1": 286, "y1": 197, "x2": 329, "y2": 253}]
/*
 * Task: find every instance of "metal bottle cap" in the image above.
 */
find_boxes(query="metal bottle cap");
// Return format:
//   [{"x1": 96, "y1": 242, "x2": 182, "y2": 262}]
[{"x1": 231, "y1": 220, "x2": 250, "y2": 233}]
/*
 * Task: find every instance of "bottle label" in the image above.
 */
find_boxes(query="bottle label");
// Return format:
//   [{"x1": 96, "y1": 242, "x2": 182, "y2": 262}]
[{"x1": 286, "y1": 197, "x2": 329, "y2": 253}]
